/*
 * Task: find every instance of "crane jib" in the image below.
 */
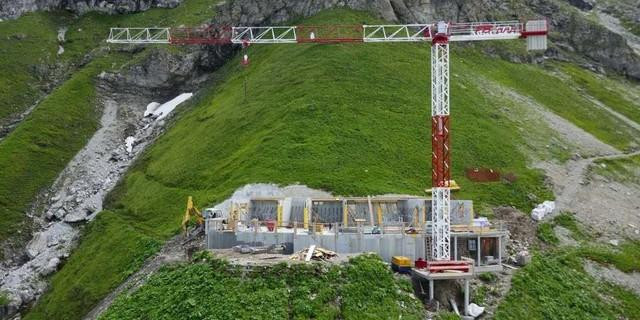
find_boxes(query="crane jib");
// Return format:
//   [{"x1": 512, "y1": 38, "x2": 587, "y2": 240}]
[{"x1": 106, "y1": 20, "x2": 547, "y2": 46}]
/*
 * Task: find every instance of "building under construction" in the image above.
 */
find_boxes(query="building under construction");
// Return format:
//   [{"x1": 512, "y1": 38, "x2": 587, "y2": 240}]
[{"x1": 205, "y1": 195, "x2": 507, "y2": 273}]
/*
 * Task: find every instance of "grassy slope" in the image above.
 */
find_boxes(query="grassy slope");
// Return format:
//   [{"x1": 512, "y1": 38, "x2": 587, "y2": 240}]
[
  {"x1": 502, "y1": 211, "x2": 640, "y2": 319},
  {"x1": 592, "y1": 154, "x2": 640, "y2": 185},
  {"x1": 24, "y1": 8, "x2": 640, "y2": 320},
  {"x1": 0, "y1": 0, "x2": 216, "y2": 246},
  {"x1": 559, "y1": 63, "x2": 640, "y2": 126},
  {"x1": 459, "y1": 51, "x2": 640, "y2": 151},
  {"x1": 495, "y1": 249, "x2": 640, "y2": 320},
  {"x1": 0, "y1": 56, "x2": 108, "y2": 243},
  {"x1": 100, "y1": 254, "x2": 423, "y2": 319},
  {"x1": 0, "y1": 0, "x2": 213, "y2": 124},
  {"x1": 0, "y1": 13, "x2": 59, "y2": 122}
]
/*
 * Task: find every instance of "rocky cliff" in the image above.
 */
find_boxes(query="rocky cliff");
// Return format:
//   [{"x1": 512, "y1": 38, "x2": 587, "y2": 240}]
[
  {"x1": 211, "y1": 0, "x2": 640, "y2": 80},
  {"x1": 0, "y1": 0, "x2": 180, "y2": 19}
]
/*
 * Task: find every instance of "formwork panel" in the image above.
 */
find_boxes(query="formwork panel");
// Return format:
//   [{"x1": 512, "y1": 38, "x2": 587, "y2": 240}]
[
  {"x1": 311, "y1": 201, "x2": 343, "y2": 223},
  {"x1": 249, "y1": 200, "x2": 278, "y2": 221}
]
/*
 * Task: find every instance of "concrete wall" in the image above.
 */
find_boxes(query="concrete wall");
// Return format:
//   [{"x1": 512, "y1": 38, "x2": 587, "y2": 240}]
[
  {"x1": 293, "y1": 233, "x2": 426, "y2": 262},
  {"x1": 207, "y1": 230, "x2": 427, "y2": 262}
]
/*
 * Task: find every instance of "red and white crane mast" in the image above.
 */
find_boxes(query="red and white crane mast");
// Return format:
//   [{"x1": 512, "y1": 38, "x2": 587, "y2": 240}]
[
  {"x1": 430, "y1": 21, "x2": 452, "y2": 260},
  {"x1": 107, "y1": 19, "x2": 547, "y2": 262}
]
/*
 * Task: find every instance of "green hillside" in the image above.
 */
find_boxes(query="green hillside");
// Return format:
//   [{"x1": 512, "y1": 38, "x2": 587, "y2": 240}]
[
  {"x1": 0, "y1": 0, "x2": 217, "y2": 247},
  {"x1": 100, "y1": 254, "x2": 423, "y2": 319},
  {"x1": 13, "y1": 6, "x2": 640, "y2": 320}
]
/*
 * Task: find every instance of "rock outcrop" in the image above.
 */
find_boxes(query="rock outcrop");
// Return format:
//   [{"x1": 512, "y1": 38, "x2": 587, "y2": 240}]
[
  {"x1": 2, "y1": 0, "x2": 638, "y2": 79},
  {"x1": 211, "y1": 0, "x2": 640, "y2": 81},
  {"x1": 0, "y1": 45, "x2": 235, "y2": 318},
  {"x1": 0, "y1": 0, "x2": 180, "y2": 19}
]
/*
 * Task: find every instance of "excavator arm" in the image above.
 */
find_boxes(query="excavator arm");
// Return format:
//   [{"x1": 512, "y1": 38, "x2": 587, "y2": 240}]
[{"x1": 181, "y1": 196, "x2": 204, "y2": 235}]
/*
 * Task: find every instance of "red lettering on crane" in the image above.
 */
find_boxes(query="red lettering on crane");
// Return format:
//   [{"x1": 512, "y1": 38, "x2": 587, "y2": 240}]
[{"x1": 474, "y1": 24, "x2": 518, "y2": 36}]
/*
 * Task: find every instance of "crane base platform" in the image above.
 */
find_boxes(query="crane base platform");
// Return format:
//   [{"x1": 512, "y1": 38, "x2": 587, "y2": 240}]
[{"x1": 424, "y1": 260, "x2": 473, "y2": 276}]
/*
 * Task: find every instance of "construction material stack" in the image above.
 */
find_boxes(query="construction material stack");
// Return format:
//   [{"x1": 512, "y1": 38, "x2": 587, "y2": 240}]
[{"x1": 391, "y1": 256, "x2": 412, "y2": 274}]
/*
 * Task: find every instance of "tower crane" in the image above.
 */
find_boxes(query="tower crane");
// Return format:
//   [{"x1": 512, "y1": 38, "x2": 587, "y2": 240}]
[{"x1": 107, "y1": 19, "x2": 548, "y2": 262}]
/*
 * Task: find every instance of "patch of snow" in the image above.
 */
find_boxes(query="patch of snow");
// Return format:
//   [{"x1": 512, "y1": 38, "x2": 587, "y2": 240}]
[
  {"x1": 143, "y1": 102, "x2": 161, "y2": 117},
  {"x1": 125, "y1": 136, "x2": 135, "y2": 154},
  {"x1": 147, "y1": 93, "x2": 192, "y2": 120}
]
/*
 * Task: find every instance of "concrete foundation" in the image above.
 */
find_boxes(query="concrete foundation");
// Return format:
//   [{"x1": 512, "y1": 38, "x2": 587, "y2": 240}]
[
  {"x1": 207, "y1": 229, "x2": 425, "y2": 262},
  {"x1": 205, "y1": 195, "x2": 508, "y2": 269}
]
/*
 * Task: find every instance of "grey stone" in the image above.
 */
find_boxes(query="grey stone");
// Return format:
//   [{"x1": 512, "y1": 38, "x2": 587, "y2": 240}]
[
  {"x1": 516, "y1": 251, "x2": 531, "y2": 266},
  {"x1": 63, "y1": 211, "x2": 88, "y2": 222}
]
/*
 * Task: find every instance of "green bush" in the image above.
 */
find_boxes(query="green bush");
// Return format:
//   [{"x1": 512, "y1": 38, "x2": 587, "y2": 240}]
[
  {"x1": 472, "y1": 285, "x2": 489, "y2": 305},
  {"x1": 0, "y1": 291, "x2": 10, "y2": 307},
  {"x1": 478, "y1": 272, "x2": 497, "y2": 283}
]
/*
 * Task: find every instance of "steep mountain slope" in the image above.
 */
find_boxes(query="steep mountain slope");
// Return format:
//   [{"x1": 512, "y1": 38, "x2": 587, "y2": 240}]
[
  {"x1": 0, "y1": 0, "x2": 216, "y2": 257},
  {"x1": 22, "y1": 7, "x2": 640, "y2": 320},
  {"x1": 0, "y1": 0, "x2": 639, "y2": 318}
]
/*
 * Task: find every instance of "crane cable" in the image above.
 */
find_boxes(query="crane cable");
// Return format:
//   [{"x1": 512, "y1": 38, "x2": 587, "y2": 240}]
[{"x1": 241, "y1": 40, "x2": 250, "y2": 101}]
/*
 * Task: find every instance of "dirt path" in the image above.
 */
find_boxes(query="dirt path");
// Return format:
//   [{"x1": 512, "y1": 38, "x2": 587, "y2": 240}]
[
  {"x1": 480, "y1": 75, "x2": 640, "y2": 240},
  {"x1": 584, "y1": 260, "x2": 640, "y2": 296},
  {"x1": 587, "y1": 95, "x2": 640, "y2": 132},
  {"x1": 83, "y1": 234, "x2": 200, "y2": 320},
  {"x1": 536, "y1": 150, "x2": 640, "y2": 239},
  {"x1": 473, "y1": 74, "x2": 619, "y2": 158}
]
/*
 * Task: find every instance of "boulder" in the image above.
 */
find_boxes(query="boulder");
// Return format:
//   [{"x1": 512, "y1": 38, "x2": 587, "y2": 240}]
[{"x1": 25, "y1": 223, "x2": 74, "y2": 258}]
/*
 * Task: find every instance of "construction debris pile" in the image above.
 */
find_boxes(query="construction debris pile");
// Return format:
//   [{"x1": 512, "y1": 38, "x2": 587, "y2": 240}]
[{"x1": 290, "y1": 246, "x2": 337, "y2": 261}]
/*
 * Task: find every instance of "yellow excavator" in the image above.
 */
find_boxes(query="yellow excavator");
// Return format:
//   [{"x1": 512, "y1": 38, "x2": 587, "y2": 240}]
[{"x1": 181, "y1": 196, "x2": 204, "y2": 235}]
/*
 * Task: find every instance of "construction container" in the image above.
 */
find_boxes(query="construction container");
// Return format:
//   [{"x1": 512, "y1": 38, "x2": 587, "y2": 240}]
[{"x1": 391, "y1": 256, "x2": 412, "y2": 274}]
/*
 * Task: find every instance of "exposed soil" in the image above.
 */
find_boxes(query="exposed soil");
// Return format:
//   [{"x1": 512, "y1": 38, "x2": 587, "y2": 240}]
[
  {"x1": 536, "y1": 151, "x2": 640, "y2": 240},
  {"x1": 584, "y1": 260, "x2": 640, "y2": 296},
  {"x1": 493, "y1": 206, "x2": 537, "y2": 246}
]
